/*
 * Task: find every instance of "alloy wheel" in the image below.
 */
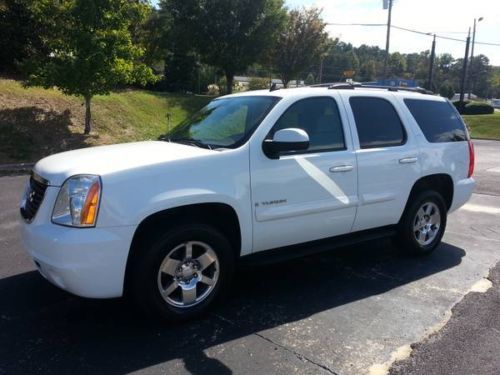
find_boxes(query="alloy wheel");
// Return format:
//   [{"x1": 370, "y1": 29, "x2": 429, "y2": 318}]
[
  {"x1": 157, "y1": 241, "x2": 219, "y2": 308},
  {"x1": 413, "y1": 201, "x2": 441, "y2": 246}
]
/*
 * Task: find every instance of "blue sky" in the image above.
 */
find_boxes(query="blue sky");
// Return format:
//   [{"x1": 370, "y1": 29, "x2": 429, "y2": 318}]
[{"x1": 150, "y1": 0, "x2": 500, "y2": 65}]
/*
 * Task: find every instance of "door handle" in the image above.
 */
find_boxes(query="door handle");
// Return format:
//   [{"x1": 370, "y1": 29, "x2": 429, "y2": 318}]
[
  {"x1": 399, "y1": 157, "x2": 418, "y2": 164},
  {"x1": 329, "y1": 165, "x2": 354, "y2": 173}
]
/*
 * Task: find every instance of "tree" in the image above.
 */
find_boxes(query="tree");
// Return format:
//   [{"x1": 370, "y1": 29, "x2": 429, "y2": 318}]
[
  {"x1": 0, "y1": 0, "x2": 47, "y2": 74},
  {"x1": 22, "y1": 0, "x2": 157, "y2": 134},
  {"x1": 137, "y1": 6, "x2": 170, "y2": 67},
  {"x1": 248, "y1": 77, "x2": 270, "y2": 90},
  {"x1": 468, "y1": 54, "x2": 492, "y2": 98},
  {"x1": 270, "y1": 7, "x2": 327, "y2": 88},
  {"x1": 388, "y1": 52, "x2": 406, "y2": 77},
  {"x1": 491, "y1": 67, "x2": 500, "y2": 98},
  {"x1": 304, "y1": 73, "x2": 315, "y2": 85},
  {"x1": 359, "y1": 60, "x2": 377, "y2": 81},
  {"x1": 164, "y1": 0, "x2": 286, "y2": 94},
  {"x1": 439, "y1": 82, "x2": 454, "y2": 99}
]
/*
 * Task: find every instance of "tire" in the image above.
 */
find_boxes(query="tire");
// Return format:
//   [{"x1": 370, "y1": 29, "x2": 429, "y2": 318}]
[
  {"x1": 129, "y1": 223, "x2": 234, "y2": 322},
  {"x1": 396, "y1": 190, "x2": 447, "y2": 255}
]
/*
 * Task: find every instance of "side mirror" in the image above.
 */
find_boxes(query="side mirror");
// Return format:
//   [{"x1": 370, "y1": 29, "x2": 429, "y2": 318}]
[{"x1": 262, "y1": 128, "x2": 310, "y2": 159}]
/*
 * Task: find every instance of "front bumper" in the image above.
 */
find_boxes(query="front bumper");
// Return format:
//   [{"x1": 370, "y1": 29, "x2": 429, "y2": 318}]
[{"x1": 20, "y1": 186, "x2": 136, "y2": 298}]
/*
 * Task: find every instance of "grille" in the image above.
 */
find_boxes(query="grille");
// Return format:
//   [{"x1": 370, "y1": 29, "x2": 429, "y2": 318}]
[{"x1": 20, "y1": 174, "x2": 48, "y2": 222}]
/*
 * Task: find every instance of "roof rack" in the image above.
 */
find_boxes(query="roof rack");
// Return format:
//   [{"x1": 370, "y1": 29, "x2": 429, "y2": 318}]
[
  {"x1": 269, "y1": 83, "x2": 280, "y2": 92},
  {"x1": 310, "y1": 82, "x2": 433, "y2": 94},
  {"x1": 309, "y1": 82, "x2": 341, "y2": 88}
]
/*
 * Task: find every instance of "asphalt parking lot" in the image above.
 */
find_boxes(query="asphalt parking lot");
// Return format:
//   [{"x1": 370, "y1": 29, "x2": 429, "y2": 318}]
[{"x1": 1, "y1": 140, "x2": 499, "y2": 375}]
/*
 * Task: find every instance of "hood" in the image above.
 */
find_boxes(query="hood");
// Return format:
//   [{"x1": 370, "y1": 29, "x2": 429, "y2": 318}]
[{"x1": 34, "y1": 141, "x2": 214, "y2": 186}]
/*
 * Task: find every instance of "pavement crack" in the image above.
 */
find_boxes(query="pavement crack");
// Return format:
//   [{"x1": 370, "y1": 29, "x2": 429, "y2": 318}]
[
  {"x1": 253, "y1": 332, "x2": 339, "y2": 375},
  {"x1": 212, "y1": 313, "x2": 338, "y2": 374}
]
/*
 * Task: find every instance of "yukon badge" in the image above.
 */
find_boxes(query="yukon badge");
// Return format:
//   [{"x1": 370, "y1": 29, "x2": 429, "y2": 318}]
[{"x1": 255, "y1": 199, "x2": 287, "y2": 207}]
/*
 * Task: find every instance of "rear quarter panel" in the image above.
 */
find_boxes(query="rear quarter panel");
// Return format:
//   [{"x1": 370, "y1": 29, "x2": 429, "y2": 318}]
[{"x1": 394, "y1": 95, "x2": 472, "y2": 208}]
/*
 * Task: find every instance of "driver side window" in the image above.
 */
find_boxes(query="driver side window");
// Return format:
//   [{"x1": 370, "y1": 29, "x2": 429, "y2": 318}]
[{"x1": 271, "y1": 97, "x2": 346, "y2": 153}]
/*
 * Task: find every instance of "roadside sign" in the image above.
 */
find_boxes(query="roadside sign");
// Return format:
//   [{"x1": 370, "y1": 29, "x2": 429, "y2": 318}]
[{"x1": 343, "y1": 70, "x2": 355, "y2": 78}]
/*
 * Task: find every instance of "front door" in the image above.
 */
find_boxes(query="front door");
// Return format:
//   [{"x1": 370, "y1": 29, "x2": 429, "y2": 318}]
[{"x1": 250, "y1": 95, "x2": 358, "y2": 252}]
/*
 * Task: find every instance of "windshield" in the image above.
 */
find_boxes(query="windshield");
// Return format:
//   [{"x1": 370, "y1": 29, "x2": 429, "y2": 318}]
[{"x1": 166, "y1": 96, "x2": 280, "y2": 149}]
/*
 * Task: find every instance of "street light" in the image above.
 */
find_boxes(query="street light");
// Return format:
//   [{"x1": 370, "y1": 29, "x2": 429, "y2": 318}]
[{"x1": 468, "y1": 17, "x2": 484, "y2": 99}]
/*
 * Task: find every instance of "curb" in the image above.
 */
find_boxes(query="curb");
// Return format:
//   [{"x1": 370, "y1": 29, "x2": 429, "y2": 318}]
[
  {"x1": 0, "y1": 163, "x2": 34, "y2": 176},
  {"x1": 471, "y1": 138, "x2": 500, "y2": 141}
]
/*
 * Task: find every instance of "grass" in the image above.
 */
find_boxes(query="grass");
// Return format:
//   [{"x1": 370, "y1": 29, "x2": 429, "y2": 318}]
[
  {"x1": 0, "y1": 78, "x2": 212, "y2": 163},
  {"x1": 462, "y1": 110, "x2": 500, "y2": 140}
]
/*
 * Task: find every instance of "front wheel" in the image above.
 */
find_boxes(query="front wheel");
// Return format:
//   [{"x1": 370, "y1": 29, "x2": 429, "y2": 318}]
[
  {"x1": 396, "y1": 191, "x2": 447, "y2": 255},
  {"x1": 130, "y1": 224, "x2": 234, "y2": 321}
]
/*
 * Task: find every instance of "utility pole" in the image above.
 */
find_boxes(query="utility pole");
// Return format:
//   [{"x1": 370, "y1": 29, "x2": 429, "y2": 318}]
[
  {"x1": 459, "y1": 28, "x2": 471, "y2": 112},
  {"x1": 383, "y1": 0, "x2": 393, "y2": 79},
  {"x1": 468, "y1": 17, "x2": 483, "y2": 99},
  {"x1": 427, "y1": 34, "x2": 436, "y2": 91}
]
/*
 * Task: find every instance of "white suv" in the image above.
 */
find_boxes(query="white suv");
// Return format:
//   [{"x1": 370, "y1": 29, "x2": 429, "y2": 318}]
[{"x1": 20, "y1": 85, "x2": 475, "y2": 321}]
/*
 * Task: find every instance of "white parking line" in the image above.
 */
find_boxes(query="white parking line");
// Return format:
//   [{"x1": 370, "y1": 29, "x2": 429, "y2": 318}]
[
  {"x1": 487, "y1": 166, "x2": 500, "y2": 173},
  {"x1": 460, "y1": 203, "x2": 500, "y2": 215}
]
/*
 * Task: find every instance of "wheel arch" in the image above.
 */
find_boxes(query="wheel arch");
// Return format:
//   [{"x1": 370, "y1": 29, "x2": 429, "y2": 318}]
[
  {"x1": 124, "y1": 202, "x2": 242, "y2": 295},
  {"x1": 400, "y1": 173, "x2": 454, "y2": 222}
]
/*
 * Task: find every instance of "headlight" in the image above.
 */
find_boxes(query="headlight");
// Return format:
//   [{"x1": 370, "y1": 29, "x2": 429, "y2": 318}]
[{"x1": 52, "y1": 175, "x2": 101, "y2": 227}]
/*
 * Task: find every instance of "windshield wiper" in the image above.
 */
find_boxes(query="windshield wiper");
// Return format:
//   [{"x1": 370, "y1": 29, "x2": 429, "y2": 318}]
[{"x1": 169, "y1": 138, "x2": 213, "y2": 150}]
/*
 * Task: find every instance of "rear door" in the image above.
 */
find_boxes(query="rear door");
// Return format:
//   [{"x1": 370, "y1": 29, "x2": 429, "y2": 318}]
[{"x1": 341, "y1": 92, "x2": 422, "y2": 231}]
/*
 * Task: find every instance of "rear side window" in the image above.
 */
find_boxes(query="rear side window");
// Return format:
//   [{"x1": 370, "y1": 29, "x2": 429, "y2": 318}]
[
  {"x1": 349, "y1": 97, "x2": 406, "y2": 148},
  {"x1": 404, "y1": 99, "x2": 467, "y2": 143}
]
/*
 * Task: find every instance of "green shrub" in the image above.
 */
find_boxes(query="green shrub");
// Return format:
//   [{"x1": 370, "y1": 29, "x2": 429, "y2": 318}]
[
  {"x1": 248, "y1": 77, "x2": 270, "y2": 90},
  {"x1": 452, "y1": 100, "x2": 469, "y2": 112},
  {"x1": 454, "y1": 100, "x2": 494, "y2": 115},
  {"x1": 439, "y1": 83, "x2": 454, "y2": 99},
  {"x1": 464, "y1": 102, "x2": 495, "y2": 115}
]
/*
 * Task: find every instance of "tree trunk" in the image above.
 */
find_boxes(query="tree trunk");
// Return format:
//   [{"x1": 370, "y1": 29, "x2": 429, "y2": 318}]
[
  {"x1": 84, "y1": 96, "x2": 92, "y2": 134},
  {"x1": 282, "y1": 77, "x2": 289, "y2": 88},
  {"x1": 225, "y1": 72, "x2": 234, "y2": 94}
]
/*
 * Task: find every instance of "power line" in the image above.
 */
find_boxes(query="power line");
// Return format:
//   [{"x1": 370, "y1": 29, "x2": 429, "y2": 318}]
[
  {"x1": 327, "y1": 22, "x2": 386, "y2": 27},
  {"x1": 394, "y1": 25, "x2": 500, "y2": 46},
  {"x1": 326, "y1": 22, "x2": 500, "y2": 47},
  {"x1": 431, "y1": 31, "x2": 468, "y2": 34},
  {"x1": 392, "y1": 25, "x2": 466, "y2": 42},
  {"x1": 475, "y1": 40, "x2": 500, "y2": 47}
]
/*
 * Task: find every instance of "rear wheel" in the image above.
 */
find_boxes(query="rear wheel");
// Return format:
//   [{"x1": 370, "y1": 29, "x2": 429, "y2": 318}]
[
  {"x1": 130, "y1": 224, "x2": 234, "y2": 321},
  {"x1": 396, "y1": 191, "x2": 447, "y2": 255}
]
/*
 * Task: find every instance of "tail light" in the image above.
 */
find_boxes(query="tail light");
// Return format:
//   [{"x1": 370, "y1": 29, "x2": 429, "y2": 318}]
[{"x1": 467, "y1": 140, "x2": 475, "y2": 178}]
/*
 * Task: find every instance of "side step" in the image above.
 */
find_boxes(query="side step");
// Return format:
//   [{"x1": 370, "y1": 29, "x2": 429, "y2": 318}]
[{"x1": 239, "y1": 226, "x2": 397, "y2": 266}]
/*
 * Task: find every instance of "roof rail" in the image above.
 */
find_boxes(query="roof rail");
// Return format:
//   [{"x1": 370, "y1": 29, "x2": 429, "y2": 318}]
[
  {"x1": 310, "y1": 82, "x2": 433, "y2": 94},
  {"x1": 309, "y1": 82, "x2": 343, "y2": 88}
]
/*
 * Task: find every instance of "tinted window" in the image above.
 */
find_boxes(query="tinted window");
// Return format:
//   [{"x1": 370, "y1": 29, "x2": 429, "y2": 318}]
[
  {"x1": 271, "y1": 97, "x2": 345, "y2": 153},
  {"x1": 168, "y1": 96, "x2": 279, "y2": 148},
  {"x1": 349, "y1": 97, "x2": 406, "y2": 148},
  {"x1": 404, "y1": 99, "x2": 468, "y2": 142}
]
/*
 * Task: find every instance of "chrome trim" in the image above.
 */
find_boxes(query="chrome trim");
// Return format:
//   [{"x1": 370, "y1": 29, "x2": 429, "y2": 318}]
[{"x1": 31, "y1": 170, "x2": 50, "y2": 186}]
